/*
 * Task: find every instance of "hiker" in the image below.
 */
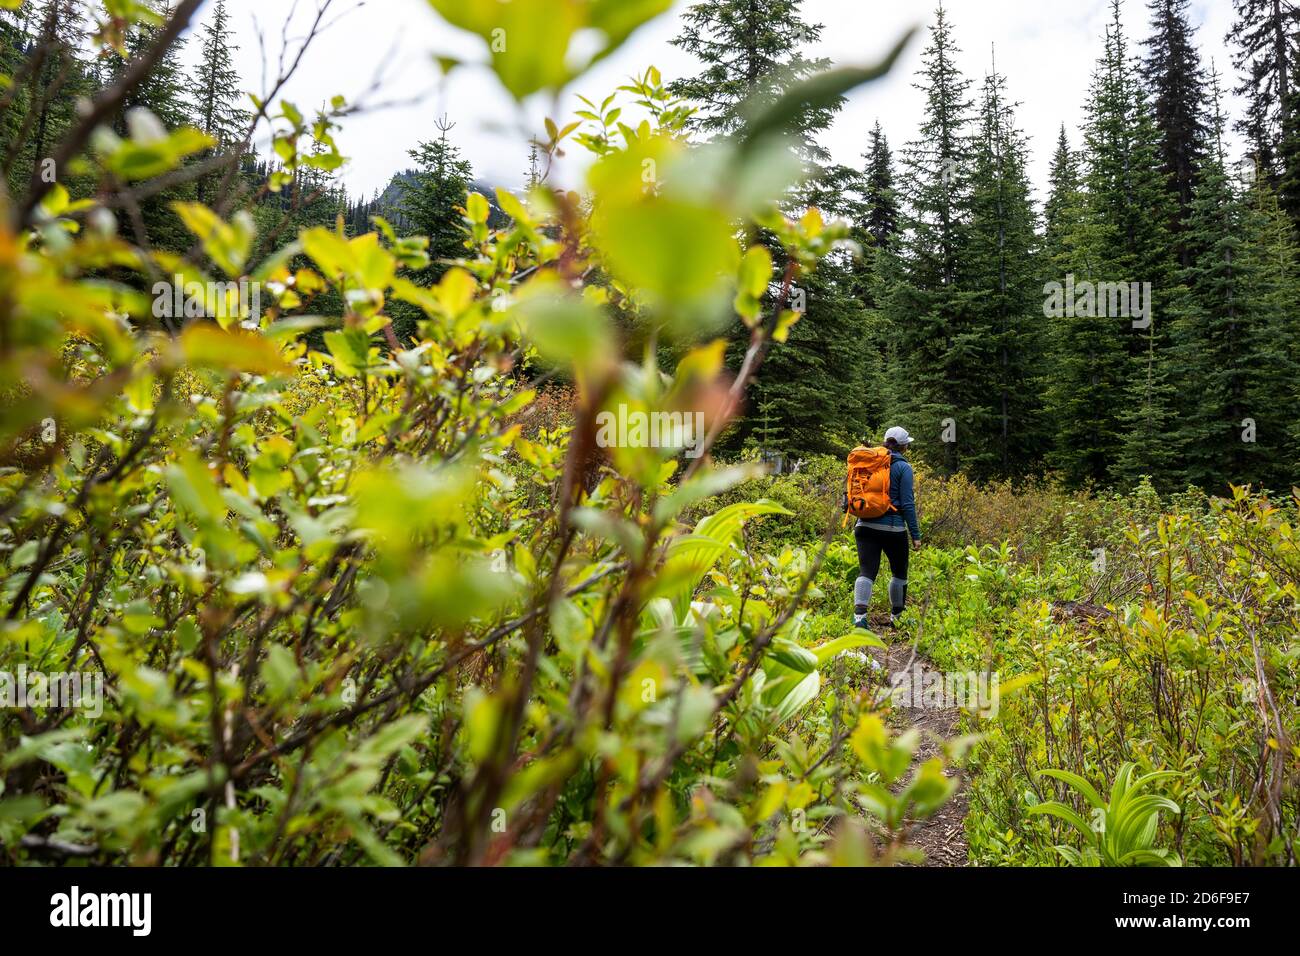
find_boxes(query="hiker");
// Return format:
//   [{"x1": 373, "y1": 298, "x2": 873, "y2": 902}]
[{"x1": 843, "y1": 426, "x2": 921, "y2": 629}]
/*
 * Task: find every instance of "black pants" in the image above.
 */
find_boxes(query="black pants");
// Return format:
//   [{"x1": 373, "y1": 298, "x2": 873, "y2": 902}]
[{"x1": 854, "y1": 524, "x2": 909, "y2": 583}]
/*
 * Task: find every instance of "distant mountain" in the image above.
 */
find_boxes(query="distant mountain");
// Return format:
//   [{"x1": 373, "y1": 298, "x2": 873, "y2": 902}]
[{"x1": 370, "y1": 171, "x2": 510, "y2": 232}]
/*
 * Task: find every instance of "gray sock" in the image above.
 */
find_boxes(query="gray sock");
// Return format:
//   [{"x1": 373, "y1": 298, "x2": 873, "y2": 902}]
[
  {"x1": 854, "y1": 576, "x2": 874, "y2": 612},
  {"x1": 889, "y1": 577, "x2": 907, "y2": 613}
]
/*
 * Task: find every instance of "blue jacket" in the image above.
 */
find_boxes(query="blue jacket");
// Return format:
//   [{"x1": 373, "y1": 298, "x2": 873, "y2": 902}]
[{"x1": 856, "y1": 452, "x2": 920, "y2": 541}]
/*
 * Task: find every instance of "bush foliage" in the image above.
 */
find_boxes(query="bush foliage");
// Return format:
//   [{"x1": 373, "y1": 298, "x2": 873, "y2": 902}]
[{"x1": 0, "y1": 0, "x2": 954, "y2": 866}]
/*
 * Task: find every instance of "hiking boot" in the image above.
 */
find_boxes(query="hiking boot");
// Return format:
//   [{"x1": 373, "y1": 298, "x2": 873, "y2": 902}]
[{"x1": 853, "y1": 614, "x2": 869, "y2": 630}]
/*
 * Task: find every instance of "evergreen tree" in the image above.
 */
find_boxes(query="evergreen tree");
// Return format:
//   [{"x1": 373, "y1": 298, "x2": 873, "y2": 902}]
[
  {"x1": 191, "y1": 0, "x2": 244, "y2": 146},
  {"x1": 1040, "y1": 124, "x2": 1122, "y2": 486},
  {"x1": 189, "y1": 0, "x2": 247, "y2": 204},
  {"x1": 741, "y1": 256, "x2": 869, "y2": 455},
  {"x1": 1278, "y1": 53, "x2": 1300, "y2": 225},
  {"x1": 881, "y1": 3, "x2": 978, "y2": 473},
  {"x1": 401, "y1": 116, "x2": 474, "y2": 277},
  {"x1": 1086, "y1": 0, "x2": 1180, "y2": 488},
  {"x1": 1042, "y1": 125, "x2": 1085, "y2": 267},
  {"x1": 963, "y1": 56, "x2": 1044, "y2": 478},
  {"x1": 102, "y1": 1, "x2": 197, "y2": 252},
  {"x1": 669, "y1": 0, "x2": 839, "y2": 159},
  {"x1": 671, "y1": 0, "x2": 867, "y2": 455},
  {"x1": 668, "y1": 0, "x2": 853, "y2": 210},
  {"x1": 1225, "y1": 0, "x2": 1298, "y2": 179},
  {"x1": 108, "y1": 1, "x2": 194, "y2": 134},
  {"x1": 846, "y1": 121, "x2": 901, "y2": 431},
  {"x1": 1173, "y1": 70, "x2": 1300, "y2": 491},
  {"x1": 858, "y1": 120, "x2": 900, "y2": 250},
  {"x1": 1140, "y1": 0, "x2": 1207, "y2": 266},
  {"x1": 2, "y1": 1, "x2": 94, "y2": 195},
  {"x1": 1168, "y1": 72, "x2": 1254, "y2": 489},
  {"x1": 524, "y1": 141, "x2": 543, "y2": 190},
  {"x1": 1239, "y1": 173, "x2": 1300, "y2": 488},
  {"x1": 0, "y1": 7, "x2": 29, "y2": 184}
]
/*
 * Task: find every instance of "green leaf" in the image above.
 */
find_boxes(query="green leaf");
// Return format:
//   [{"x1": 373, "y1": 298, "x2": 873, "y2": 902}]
[
  {"x1": 465, "y1": 191, "x2": 490, "y2": 224},
  {"x1": 166, "y1": 450, "x2": 228, "y2": 527},
  {"x1": 737, "y1": 244, "x2": 771, "y2": 298},
  {"x1": 651, "y1": 500, "x2": 792, "y2": 620},
  {"x1": 810, "y1": 632, "x2": 886, "y2": 665},
  {"x1": 768, "y1": 637, "x2": 817, "y2": 674},
  {"x1": 95, "y1": 124, "x2": 214, "y2": 181},
  {"x1": 1026, "y1": 801, "x2": 1095, "y2": 839},
  {"x1": 651, "y1": 464, "x2": 761, "y2": 526},
  {"x1": 737, "y1": 29, "x2": 916, "y2": 158},
  {"x1": 675, "y1": 684, "x2": 716, "y2": 743},
  {"x1": 425, "y1": 0, "x2": 672, "y2": 101},
  {"x1": 323, "y1": 327, "x2": 372, "y2": 377},
  {"x1": 1036, "y1": 768, "x2": 1107, "y2": 811},
  {"x1": 261, "y1": 644, "x2": 301, "y2": 699},
  {"x1": 514, "y1": 284, "x2": 612, "y2": 372},
  {"x1": 594, "y1": 197, "x2": 740, "y2": 307},
  {"x1": 171, "y1": 203, "x2": 255, "y2": 277},
  {"x1": 180, "y1": 325, "x2": 290, "y2": 375},
  {"x1": 769, "y1": 670, "x2": 819, "y2": 725}
]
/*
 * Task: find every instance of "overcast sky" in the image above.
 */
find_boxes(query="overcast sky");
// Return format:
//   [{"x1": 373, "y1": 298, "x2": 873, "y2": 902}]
[{"x1": 194, "y1": 0, "x2": 1244, "y2": 206}]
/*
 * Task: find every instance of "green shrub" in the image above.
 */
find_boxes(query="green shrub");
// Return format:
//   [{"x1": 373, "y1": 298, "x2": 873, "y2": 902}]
[{"x1": 0, "y1": 5, "x2": 945, "y2": 867}]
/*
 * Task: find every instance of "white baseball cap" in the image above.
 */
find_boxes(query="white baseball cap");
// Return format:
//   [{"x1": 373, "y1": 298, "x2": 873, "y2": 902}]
[{"x1": 883, "y1": 426, "x2": 913, "y2": 446}]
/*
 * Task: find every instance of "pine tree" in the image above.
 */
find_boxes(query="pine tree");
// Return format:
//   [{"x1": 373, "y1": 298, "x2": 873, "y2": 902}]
[
  {"x1": 189, "y1": 0, "x2": 246, "y2": 204},
  {"x1": 1226, "y1": 0, "x2": 1299, "y2": 175},
  {"x1": 1239, "y1": 174, "x2": 1300, "y2": 488},
  {"x1": 99, "y1": 1, "x2": 197, "y2": 251},
  {"x1": 1086, "y1": 0, "x2": 1181, "y2": 489},
  {"x1": 1169, "y1": 72, "x2": 1254, "y2": 489},
  {"x1": 524, "y1": 141, "x2": 542, "y2": 190},
  {"x1": 847, "y1": 123, "x2": 898, "y2": 325},
  {"x1": 881, "y1": 3, "x2": 978, "y2": 473},
  {"x1": 963, "y1": 55, "x2": 1045, "y2": 479},
  {"x1": 858, "y1": 121, "x2": 900, "y2": 250},
  {"x1": 668, "y1": 0, "x2": 854, "y2": 210},
  {"x1": 108, "y1": 1, "x2": 194, "y2": 134},
  {"x1": 846, "y1": 121, "x2": 901, "y2": 430},
  {"x1": 401, "y1": 115, "x2": 474, "y2": 277},
  {"x1": 1276, "y1": 45, "x2": 1300, "y2": 226},
  {"x1": 1040, "y1": 124, "x2": 1121, "y2": 486},
  {"x1": 1140, "y1": 0, "x2": 1207, "y2": 266},
  {"x1": 1042, "y1": 125, "x2": 1085, "y2": 267},
  {"x1": 2, "y1": 1, "x2": 94, "y2": 195},
  {"x1": 1172, "y1": 67, "x2": 1300, "y2": 492},
  {"x1": 669, "y1": 0, "x2": 839, "y2": 160},
  {"x1": 190, "y1": 0, "x2": 245, "y2": 147},
  {"x1": 671, "y1": 0, "x2": 867, "y2": 455},
  {"x1": 740, "y1": 256, "x2": 869, "y2": 455},
  {"x1": 0, "y1": 7, "x2": 29, "y2": 182}
]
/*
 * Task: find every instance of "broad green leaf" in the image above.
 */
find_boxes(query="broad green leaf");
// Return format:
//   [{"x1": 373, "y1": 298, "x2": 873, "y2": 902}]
[
  {"x1": 323, "y1": 327, "x2": 372, "y2": 377},
  {"x1": 810, "y1": 632, "x2": 886, "y2": 665},
  {"x1": 180, "y1": 325, "x2": 290, "y2": 375}
]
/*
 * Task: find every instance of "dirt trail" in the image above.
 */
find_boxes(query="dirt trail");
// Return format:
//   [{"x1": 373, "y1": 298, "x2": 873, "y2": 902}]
[{"x1": 865, "y1": 615, "x2": 969, "y2": 867}]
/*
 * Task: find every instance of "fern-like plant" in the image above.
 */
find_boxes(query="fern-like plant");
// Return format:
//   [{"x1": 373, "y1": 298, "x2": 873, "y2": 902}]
[{"x1": 1027, "y1": 763, "x2": 1182, "y2": 866}]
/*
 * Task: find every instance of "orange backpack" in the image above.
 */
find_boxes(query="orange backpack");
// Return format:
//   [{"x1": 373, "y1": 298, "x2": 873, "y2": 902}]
[{"x1": 843, "y1": 446, "x2": 894, "y2": 527}]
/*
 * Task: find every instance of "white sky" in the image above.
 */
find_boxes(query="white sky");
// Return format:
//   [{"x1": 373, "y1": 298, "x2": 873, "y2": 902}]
[{"x1": 192, "y1": 0, "x2": 1244, "y2": 206}]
